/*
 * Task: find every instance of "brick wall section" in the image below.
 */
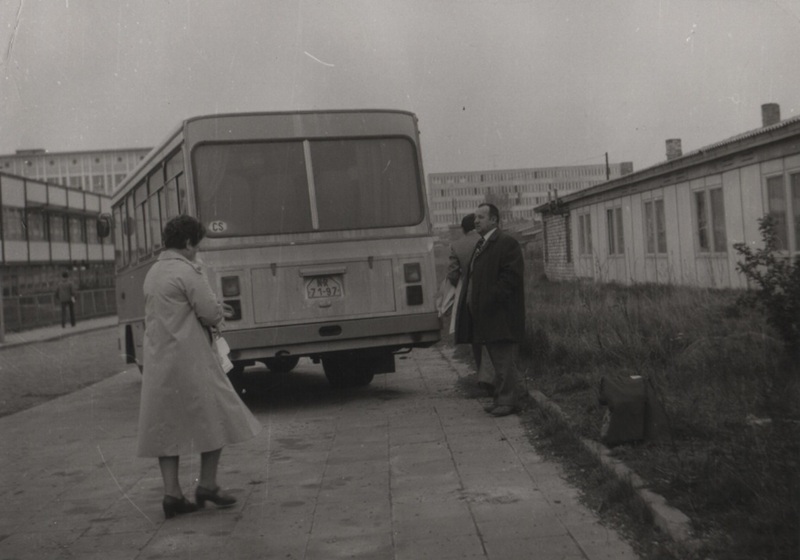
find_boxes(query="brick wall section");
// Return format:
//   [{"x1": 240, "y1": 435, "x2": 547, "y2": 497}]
[{"x1": 543, "y1": 213, "x2": 576, "y2": 281}]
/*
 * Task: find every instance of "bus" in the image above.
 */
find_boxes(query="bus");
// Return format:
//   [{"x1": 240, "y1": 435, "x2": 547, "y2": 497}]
[{"x1": 98, "y1": 110, "x2": 441, "y2": 388}]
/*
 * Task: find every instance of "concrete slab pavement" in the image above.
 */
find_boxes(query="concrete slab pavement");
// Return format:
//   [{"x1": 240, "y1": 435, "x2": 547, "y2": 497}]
[{"x1": 0, "y1": 341, "x2": 640, "y2": 559}]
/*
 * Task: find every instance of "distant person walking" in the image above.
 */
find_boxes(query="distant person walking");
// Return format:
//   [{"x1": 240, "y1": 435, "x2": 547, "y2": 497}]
[
  {"x1": 55, "y1": 271, "x2": 76, "y2": 328},
  {"x1": 446, "y1": 214, "x2": 493, "y2": 394},
  {"x1": 137, "y1": 215, "x2": 261, "y2": 519},
  {"x1": 454, "y1": 203, "x2": 526, "y2": 417}
]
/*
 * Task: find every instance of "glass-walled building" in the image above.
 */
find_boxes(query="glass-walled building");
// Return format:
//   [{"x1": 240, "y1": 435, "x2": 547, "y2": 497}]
[{"x1": 1, "y1": 172, "x2": 114, "y2": 298}]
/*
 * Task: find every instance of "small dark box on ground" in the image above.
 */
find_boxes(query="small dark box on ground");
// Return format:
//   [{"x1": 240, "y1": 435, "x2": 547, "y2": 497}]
[{"x1": 599, "y1": 374, "x2": 668, "y2": 446}]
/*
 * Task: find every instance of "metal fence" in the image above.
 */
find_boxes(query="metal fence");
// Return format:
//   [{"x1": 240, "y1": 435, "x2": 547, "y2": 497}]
[{"x1": 1, "y1": 289, "x2": 117, "y2": 332}]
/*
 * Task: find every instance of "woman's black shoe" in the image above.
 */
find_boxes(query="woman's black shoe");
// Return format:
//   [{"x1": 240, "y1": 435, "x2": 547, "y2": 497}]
[
  {"x1": 162, "y1": 496, "x2": 199, "y2": 519},
  {"x1": 195, "y1": 486, "x2": 237, "y2": 509}
]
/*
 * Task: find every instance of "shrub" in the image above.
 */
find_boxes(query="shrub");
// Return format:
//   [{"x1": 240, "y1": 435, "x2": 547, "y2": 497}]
[{"x1": 734, "y1": 216, "x2": 800, "y2": 362}]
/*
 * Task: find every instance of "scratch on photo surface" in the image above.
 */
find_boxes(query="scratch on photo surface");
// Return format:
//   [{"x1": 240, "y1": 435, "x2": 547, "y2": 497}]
[
  {"x1": 304, "y1": 51, "x2": 334, "y2": 67},
  {"x1": 4, "y1": 0, "x2": 24, "y2": 63},
  {"x1": 98, "y1": 445, "x2": 156, "y2": 525}
]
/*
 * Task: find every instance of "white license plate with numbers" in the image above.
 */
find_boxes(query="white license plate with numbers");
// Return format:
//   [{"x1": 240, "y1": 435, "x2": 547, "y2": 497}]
[{"x1": 305, "y1": 275, "x2": 344, "y2": 299}]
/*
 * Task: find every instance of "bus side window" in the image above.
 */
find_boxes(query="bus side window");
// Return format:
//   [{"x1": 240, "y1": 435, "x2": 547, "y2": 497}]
[
  {"x1": 165, "y1": 149, "x2": 184, "y2": 217},
  {"x1": 166, "y1": 149, "x2": 184, "y2": 179},
  {"x1": 113, "y1": 205, "x2": 125, "y2": 267},
  {"x1": 146, "y1": 166, "x2": 163, "y2": 253},
  {"x1": 126, "y1": 194, "x2": 138, "y2": 264},
  {"x1": 149, "y1": 190, "x2": 162, "y2": 250},
  {"x1": 158, "y1": 189, "x2": 167, "y2": 228},
  {"x1": 164, "y1": 179, "x2": 180, "y2": 221},
  {"x1": 176, "y1": 174, "x2": 186, "y2": 214},
  {"x1": 134, "y1": 182, "x2": 148, "y2": 258}
]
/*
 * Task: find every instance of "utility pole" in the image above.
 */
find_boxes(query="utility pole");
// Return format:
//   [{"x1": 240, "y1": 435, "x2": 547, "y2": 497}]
[{"x1": 605, "y1": 152, "x2": 611, "y2": 181}]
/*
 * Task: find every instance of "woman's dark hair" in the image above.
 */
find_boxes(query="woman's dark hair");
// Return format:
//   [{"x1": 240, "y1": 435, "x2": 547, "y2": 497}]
[
  {"x1": 162, "y1": 215, "x2": 206, "y2": 250},
  {"x1": 461, "y1": 213, "x2": 476, "y2": 234}
]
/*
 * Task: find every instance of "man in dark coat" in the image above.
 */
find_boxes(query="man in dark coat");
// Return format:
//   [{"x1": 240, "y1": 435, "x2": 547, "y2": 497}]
[{"x1": 455, "y1": 203, "x2": 526, "y2": 416}]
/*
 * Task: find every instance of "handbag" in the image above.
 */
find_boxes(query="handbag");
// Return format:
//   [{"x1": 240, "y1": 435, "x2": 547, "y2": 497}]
[
  {"x1": 435, "y1": 278, "x2": 456, "y2": 317},
  {"x1": 213, "y1": 335, "x2": 234, "y2": 374}
]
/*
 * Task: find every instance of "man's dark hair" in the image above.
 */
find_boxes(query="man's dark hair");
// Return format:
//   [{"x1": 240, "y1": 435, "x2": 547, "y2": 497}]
[
  {"x1": 162, "y1": 215, "x2": 206, "y2": 250},
  {"x1": 479, "y1": 203, "x2": 500, "y2": 224},
  {"x1": 461, "y1": 213, "x2": 476, "y2": 234},
  {"x1": 61, "y1": 271, "x2": 69, "y2": 279}
]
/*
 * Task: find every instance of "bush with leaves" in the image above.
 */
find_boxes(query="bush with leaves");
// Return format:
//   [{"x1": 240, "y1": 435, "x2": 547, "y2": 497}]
[{"x1": 733, "y1": 216, "x2": 800, "y2": 362}]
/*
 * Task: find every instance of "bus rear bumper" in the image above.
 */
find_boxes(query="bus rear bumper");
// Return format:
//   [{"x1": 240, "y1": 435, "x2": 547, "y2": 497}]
[{"x1": 224, "y1": 312, "x2": 442, "y2": 362}]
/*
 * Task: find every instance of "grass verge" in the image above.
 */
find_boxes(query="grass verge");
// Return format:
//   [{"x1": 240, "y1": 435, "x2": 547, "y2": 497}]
[{"x1": 519, "y1": 279, "x2": 799, "y2": 560}]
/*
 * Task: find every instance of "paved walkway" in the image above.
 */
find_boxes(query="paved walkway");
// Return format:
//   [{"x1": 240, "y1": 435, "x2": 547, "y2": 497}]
[
  {"x1": 0, "y1": 315, "x2": 119, "y2": 350},
  {"x1": 0, "y1": 332, "x2": 639, "y2": 559}
]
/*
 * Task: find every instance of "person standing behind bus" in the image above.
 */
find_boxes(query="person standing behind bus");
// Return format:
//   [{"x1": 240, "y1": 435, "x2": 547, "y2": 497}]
[
  {"x1": 446, "y1": 214, "x2": 492, "y2": 394},
  {"x1": 455, "y1": 203, "x2": 526, "y2": 417},
  {"x1": 55, "y1": 271, "x2": 77, "y2": 328},
  {"x1": 137, "y1": 215, "x2": 261, "y2": 519}
]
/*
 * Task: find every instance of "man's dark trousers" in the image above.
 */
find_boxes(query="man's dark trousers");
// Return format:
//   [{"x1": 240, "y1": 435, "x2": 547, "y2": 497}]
[
  {"x1": 61, "y1": 301, "x2": 75, "y2": 327},
  {"x1": 485, "y1": 342, "x2": 524, "y2": 407}
]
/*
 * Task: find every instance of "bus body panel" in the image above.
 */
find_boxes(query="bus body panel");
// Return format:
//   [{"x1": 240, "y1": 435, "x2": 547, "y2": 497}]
[
  {"x1": 249, "y1": 259, "x2": 397, "y2": 323},
  {"x1": 200, "y1": 236, "x2": 437, "y2": 326}
]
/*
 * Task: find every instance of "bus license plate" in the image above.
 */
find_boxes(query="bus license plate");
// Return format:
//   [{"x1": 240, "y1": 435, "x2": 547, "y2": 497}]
[{"x1": 306, "y1": 275, "x2": 343, "y2": 299}]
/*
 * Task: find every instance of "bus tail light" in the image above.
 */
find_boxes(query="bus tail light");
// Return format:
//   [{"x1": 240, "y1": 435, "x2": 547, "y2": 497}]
[
  {"x1": 223, "y1": 299, "x2": 242, "y2": 321},
  {"x1": 406, "y1": 285, "x2": 423, "y2": 306},
  {"x1": 221, "y1": 276, "x2": 241, "y2": 297},
  {"x1": 403, "y1": 262, "x2": 423, "y2": 306},
  {"x1": 403, "y1": 263, "x2": 421, "y2": 283}
]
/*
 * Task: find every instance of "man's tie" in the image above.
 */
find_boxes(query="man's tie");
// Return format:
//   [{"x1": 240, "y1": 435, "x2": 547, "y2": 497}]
[
  {"x1": 474, "y1": 236, "x2": 486, "y2": 258},
  {"x1": 468, "y1": 237, "x2": 485, "y2": 280}
]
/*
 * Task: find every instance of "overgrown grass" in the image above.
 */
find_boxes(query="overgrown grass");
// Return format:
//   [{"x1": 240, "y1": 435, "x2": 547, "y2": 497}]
[{"x1": 520, "y1": 278, "x2": 799, "y2": 560}]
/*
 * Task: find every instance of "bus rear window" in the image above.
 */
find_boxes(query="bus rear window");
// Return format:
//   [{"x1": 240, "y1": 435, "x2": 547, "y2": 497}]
[
  {"x1": 194, "y1": 142, "x2": 312, "y2": 236},
  {"x1": 194, "y1": 138, "x2": 423, "y2": 236},
  {"x1": 311, "y1": 138, "x2": 422, "y2": 230}
]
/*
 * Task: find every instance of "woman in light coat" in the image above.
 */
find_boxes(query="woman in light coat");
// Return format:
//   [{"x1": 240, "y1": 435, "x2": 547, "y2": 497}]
[{"x1": 137, "y1": 215, "x2": 261, "y2": 519}]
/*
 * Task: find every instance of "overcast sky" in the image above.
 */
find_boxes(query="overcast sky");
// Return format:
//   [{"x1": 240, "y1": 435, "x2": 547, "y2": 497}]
[{"x1": 1, "y1": 0, "x2": 799, "y2": 175}]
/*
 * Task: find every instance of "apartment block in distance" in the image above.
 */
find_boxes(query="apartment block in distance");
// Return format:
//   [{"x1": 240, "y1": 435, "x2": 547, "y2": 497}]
[{"x1": 428, "y1": 162, "x2": 633, "y2": 231}]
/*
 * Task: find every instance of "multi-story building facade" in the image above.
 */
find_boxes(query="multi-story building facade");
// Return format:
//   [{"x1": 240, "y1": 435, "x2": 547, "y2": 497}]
[
  {"x1": 0, "y1": 148, "x2": 151, "y2": 197},
  {"x1": 428, "y1": 162, "x2": 633, "y2": 231}
]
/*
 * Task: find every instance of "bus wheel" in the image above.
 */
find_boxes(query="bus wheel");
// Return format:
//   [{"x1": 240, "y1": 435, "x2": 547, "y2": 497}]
[
  {"x1": 352, "y1": 371, "x2": 375, "y2": 386},
  {"x1": 322, "y1": 357, "x2": 374, "y2": 388},
  {"x1": 263, "y1": 355, "x2": 300, "y2": 373}
]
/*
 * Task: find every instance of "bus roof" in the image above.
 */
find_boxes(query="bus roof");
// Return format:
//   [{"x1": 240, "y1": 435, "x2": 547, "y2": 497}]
[{"x1": 112, "y1": 109, "x2": 418, "y2": 202}]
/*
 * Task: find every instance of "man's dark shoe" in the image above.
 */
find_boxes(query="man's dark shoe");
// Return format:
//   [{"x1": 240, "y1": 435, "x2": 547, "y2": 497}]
[
  {"x1": 483, "y1": 403, "x2": 498, "y2": 413},
  {"x1": 489, "y1": 405, "x2": 517, "y2": 417}
]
